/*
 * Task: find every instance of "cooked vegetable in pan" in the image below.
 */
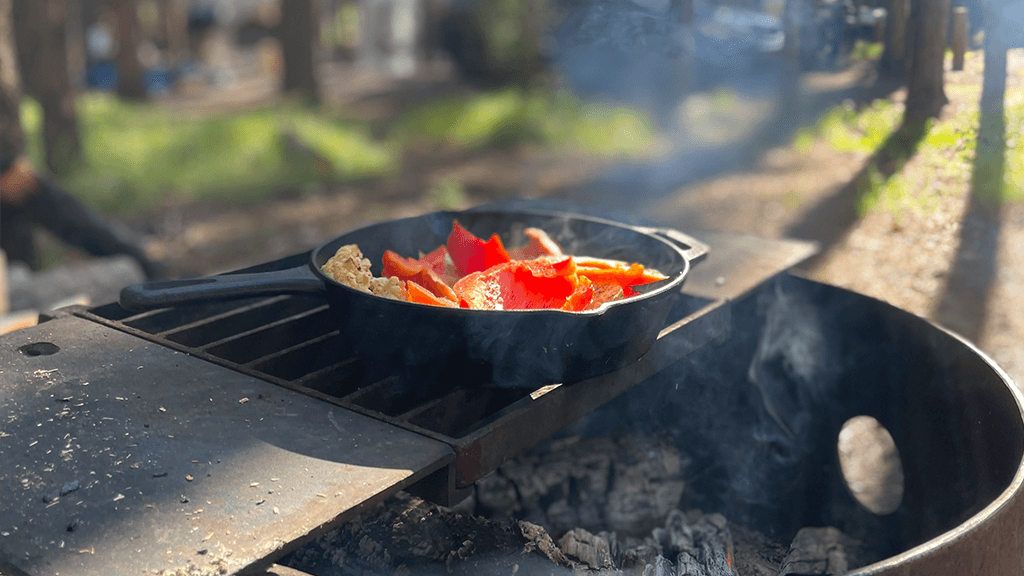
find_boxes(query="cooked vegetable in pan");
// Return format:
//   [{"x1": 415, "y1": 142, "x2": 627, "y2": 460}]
[{"x1": 321, "y1": 221, "x2": 667, "y2": 311}]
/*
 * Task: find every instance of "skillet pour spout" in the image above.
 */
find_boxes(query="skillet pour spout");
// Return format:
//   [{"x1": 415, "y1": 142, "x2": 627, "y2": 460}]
[{"x1": 120, "y1": 209, "x2": 708, "y2": 388}]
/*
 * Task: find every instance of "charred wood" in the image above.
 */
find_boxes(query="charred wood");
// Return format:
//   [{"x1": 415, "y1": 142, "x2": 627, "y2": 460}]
[
  {"x1": 283, "y1": 492, "x2": 570, "y2": 576},
  {"x1": 477, "y1": 435, "x2": 687, "y2": 536},
  {"x1": 558, "y1": 528, "x2": 613, "y2": 570},
  {"x1": 779, "y1": 527, "x2": 865, "y2": 576},
  {"x1": 283, "y1": 434, "x2": 807, "y2": 576}
]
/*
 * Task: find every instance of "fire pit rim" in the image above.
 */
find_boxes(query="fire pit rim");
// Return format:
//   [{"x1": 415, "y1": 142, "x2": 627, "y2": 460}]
[{"x1": 846, "y1": 322, "x2": 1024, "y2": 575}]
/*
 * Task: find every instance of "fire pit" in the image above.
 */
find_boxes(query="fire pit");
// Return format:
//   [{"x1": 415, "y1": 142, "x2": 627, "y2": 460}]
[{"x1": 2, "y1": 229, "x2": 1022, "y2": 576}]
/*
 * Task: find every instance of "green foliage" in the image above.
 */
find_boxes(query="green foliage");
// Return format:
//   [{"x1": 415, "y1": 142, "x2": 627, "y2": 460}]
[
  {"x1": 20, "y1": 88, "x2": 653, "y2": 217},
  {"x1": 323, "y1": 2, "x2": 360, "y2": 48},
  {"x1": 20, "y1": 97, "x2": 44, "y2": 166},
  {"x1": 850, "y1": 40, "x2": 884, "y2": 61},
  {"x1": 428, "y1": 175, "x2": 469, "y2": 210},
  {"x1": 1000, "y1": 100, "x2": 1024, "y2": 202},
  {"x1": 807, "y1": 92, "x2": 1024, "y2": 221},
  {"x1": 23, "y1": 94, "x2": 393, "y2": 215},
  {"x1": 812, "y1": 99, "x2": 901, "y2": 154},
  {"x1": 394, "y1": 89, "x2": 654, "y2": 156}
]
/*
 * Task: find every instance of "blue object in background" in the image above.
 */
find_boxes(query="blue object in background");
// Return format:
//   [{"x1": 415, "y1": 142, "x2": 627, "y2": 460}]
[
  {"x1": 85, "y1": 61, "x2": 182, "y2": 96},
  {"x1": 87, "y1": 61, "x2": 117, "y2": 90},
  {"x1": 145, "y1": 67, "x2": 176, "y2": 96}
]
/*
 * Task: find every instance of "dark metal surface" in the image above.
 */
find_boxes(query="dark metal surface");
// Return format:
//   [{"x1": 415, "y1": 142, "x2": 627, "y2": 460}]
[
  {"x1": 848, "y1": 318, "x2": 1024, "y2": 575},
  {"x1": 674, "y1": 230, "x2": 819, "y2": 301},
  {"x1": 120, "y1": 209, "x2": 708, "y2": 388},
  {"x1": 0, "y1": 316, "x2": 454, "y2": 576},
  {"x1": 82, "y1": 233, "x2": 819, "y2": 502}
]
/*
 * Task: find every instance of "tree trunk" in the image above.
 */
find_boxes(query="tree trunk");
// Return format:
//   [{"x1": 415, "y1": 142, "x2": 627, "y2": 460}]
[
  {"x1": 1, "y1": 0, "x2": 161, "y2": 277},
  {"x1": 903, "y1": 0, "x2": 950, "y2": 123},
  {"x1": 951, "y1": 7, "x2": 968, "y2": 71},
  {"x1": 12, "y1": 0, "x2": 83, "y2": 174},
  {"x1": 280, "y1": 0, "x2": 321, "y2": 104},
  {"x1": 1, "y1": 0, "x2": 24, "y2": 175},
  {"x1": 879, "y1": 0, "x2": 910, "y2": 78},
  {"x1": 1, "y1": 0, "x2": 38, "y2": 265},
  {"x1": 111, "y1": 0, "x2": 148, "y2": 100},
  {"x1": 164, "y1": 0, "x2": 188, "y2": 72}
]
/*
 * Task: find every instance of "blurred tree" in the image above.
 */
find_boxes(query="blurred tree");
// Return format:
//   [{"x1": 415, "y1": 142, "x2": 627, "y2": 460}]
[
  {"x1": 164, "y1": 0, "x2": 188, "y2": 71},
  {"x1": 439, "y1": 0, "x2": 548, "y2": 87},
  {"x1": 110, "y1": 0, "x2": 148, "y2": 100},
  {"x1": 879, "y1": 0, "x2": 909, "y2": 78},
  {"x1": 1, "y1": 0, "x2": 25, "y2": 175},
  {"x1": 903, "y1": 0, "x2": 950, "y2": 122},
  {"x1": 280, "y1": 0, "x2": 322, "y2": 104},
  {"x1": 1, "y1": 0, "x2": 161, "y2": 278},
  {"x1": 12, "y1": 0, "x2": 83, "y2": 175}
]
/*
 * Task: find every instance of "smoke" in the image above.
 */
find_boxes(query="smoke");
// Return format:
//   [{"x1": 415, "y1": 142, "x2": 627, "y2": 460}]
[
  {"x1": 545, "y1": 0, "x2": 806, "y2": 218},
  {"x1": 561, "y1": 274, "x2": 873, "y2": 541}
]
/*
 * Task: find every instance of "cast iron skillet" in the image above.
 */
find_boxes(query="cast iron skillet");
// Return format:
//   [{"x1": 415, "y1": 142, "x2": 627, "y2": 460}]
[{"x1": 120, "y1": 209, "x2": 707, "y2": 388}]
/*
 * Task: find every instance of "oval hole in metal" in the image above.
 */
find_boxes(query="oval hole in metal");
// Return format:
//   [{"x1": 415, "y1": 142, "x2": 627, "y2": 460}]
[
  {"x1": 837, "y1": 415, "x2": 905, "y2": 515},
  {"x1": 19, "y1": 342, "x2": 60, "y2": 356}
]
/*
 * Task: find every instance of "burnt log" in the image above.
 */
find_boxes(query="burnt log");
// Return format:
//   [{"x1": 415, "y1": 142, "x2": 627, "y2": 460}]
[
  {"x1": 478, "y1": 435, "x2": 687, "y2": 536},
  {"x1": 283, "y1": 492, "x2": 574, "y2": 575},
  {"x1": 1, "y1": 173, "x2": 163, "y2": 278},
  {"x1": 558, "y1": 528, "x2": 613, "y2": 570},
  {"x1": 779, "y1": 526, "x2": 865, "y2": 576}
]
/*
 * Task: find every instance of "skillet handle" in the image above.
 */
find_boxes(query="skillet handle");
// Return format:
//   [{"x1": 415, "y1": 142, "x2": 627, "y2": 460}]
[
  {"x1": 640, "y1": 227, "x2": 709, "y2": 264},
  {"x1": 119, "y1": 265, "x2": 325, "y2": 311}
]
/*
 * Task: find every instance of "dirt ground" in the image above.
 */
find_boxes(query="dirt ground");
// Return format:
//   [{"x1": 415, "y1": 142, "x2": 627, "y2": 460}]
[{"x1": 132, "y1": 50, "x2": 1024, "y2": 387}]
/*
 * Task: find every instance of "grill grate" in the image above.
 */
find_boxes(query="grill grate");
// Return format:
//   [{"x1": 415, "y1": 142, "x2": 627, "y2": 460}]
[{"x1": 79, "y1": 254, "x2": 730, "y2": 500}]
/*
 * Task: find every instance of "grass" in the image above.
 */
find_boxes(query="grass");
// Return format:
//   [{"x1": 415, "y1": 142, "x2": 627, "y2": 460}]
[
  {"x1": 795, "y1": 98, "x2": 903, "y2": 155},
  {"x1": 851, "y1": 40, "x2": 884, "y2": 61},
  {"x1": 21, "y1": 89, "x2": 655, "y2": 217},
  {"x1": 791, "y1": 91, "x2": 1024, "y2": 221},
  {"x1": 22, "y1": 93, "x2": 395, "y2": 215},
  {"x1": 392, "y1": 88, "x2": 656, "y2": 157}
]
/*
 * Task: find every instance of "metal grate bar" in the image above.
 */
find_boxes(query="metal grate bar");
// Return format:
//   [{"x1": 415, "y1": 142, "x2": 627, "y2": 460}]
[{"x1": 201, "y1": 307, "x2": 334, "y2": 364}]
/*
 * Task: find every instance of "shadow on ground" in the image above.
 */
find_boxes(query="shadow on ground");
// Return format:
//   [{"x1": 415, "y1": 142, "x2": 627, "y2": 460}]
[
  {"x1": 932, "y1": 43, "x2": 1009, "y2": 342},
  {"x1": 551, "y1": 61, "x2": 903, "y2": 219},
  {"x1": 785, "y1": 118, "x2": 929, "y2": 268}
]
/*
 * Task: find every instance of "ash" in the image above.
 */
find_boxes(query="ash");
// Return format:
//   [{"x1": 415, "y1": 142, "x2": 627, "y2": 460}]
[{"x1": 283, "y1": 433, "x2": 865, "y2": 576}]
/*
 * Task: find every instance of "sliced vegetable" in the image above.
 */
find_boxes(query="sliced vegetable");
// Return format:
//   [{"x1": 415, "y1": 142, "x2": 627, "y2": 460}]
[
  {"x1": 418, "y1": 245, "x2": 448, "y2": 276},
  {"x1": 563, "y1": 275, "x2": 594, "y2": 311},
  {"x1": 453, "y1": 258, "x2": 580, "y2": 310},
  {"x1": 446, "y1": 220, "x2": 511, "y2": 276},
  {"x1": 324, "y1": 222, "x2": 667, "y2": 311},
  {"x1": 509, "y1": 227, "x2": 564, "y2": 259},
  {"x1": 406, "y1": 280, "x2": 457, "y2": 307},
  {"x1": 574, "y1": 260, "x2": 666, "y2": 289},
  {"x1": 382, "y1": 250, "x2": 459, "y2": 302}
]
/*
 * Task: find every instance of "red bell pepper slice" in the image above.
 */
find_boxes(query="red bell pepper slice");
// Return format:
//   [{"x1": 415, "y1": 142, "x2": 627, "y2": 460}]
[
  {"x1": 446, "y1": 220, "x2": 511, "y2": 276},
  {"x1": 406, "y1": 280, "x2": 457, "y2": 307},
  {"x1": 573, "y1": 258, "x2": 667, "y2": 289},
  {"x1": 381, "y1": 250, "x2": 458, "y2": 302},
  {"x1": 509, "y1": 227, "x2": 565, "y2": 260},
  {"x1": 453, "y1": 257, "x2": 579, "y2": 310},
  {"x1": 418, "y1": 245, "x2": 448, "y2": 276},
  {"x1": 562, "y1": 275, "x2": 593, "y2": 311}
]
